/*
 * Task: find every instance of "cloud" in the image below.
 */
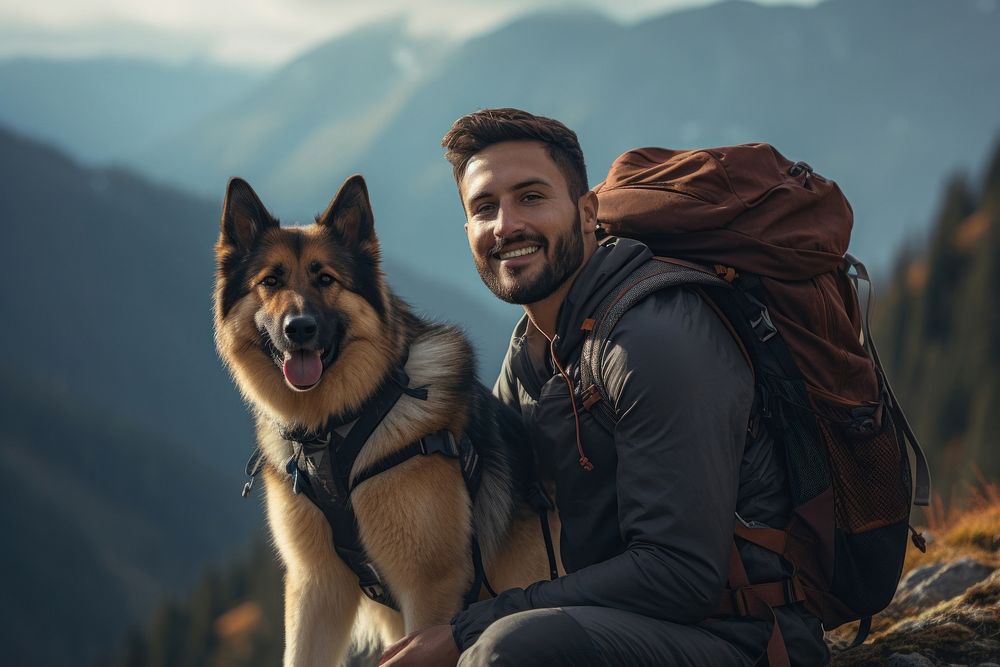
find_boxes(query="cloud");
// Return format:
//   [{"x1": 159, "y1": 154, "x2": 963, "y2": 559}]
[{"x1": 0, "y1": 0, "x2": 823, "y2": 66}]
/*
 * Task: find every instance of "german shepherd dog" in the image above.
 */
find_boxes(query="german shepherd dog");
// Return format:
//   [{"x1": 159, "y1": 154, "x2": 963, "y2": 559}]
[{"x1": 214, "y1": 175, "x2": 558, "y2": 665}]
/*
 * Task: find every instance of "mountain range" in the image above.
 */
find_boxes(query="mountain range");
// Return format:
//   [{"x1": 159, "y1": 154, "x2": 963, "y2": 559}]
[
  {"x1": 0, "y1": 125, "x2": 513, "y2": 666},
  {"x1": 0, "y1": 57, "x2": 263, "y2": 164},
  {"x1": 2, "y1": 0, "x2": 998, "y2": 309},
  {"x1": 1, "y1": 0, "x2": 998, "y2": 662}
]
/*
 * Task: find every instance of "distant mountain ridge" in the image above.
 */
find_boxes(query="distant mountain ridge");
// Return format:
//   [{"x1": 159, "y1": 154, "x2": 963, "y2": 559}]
[
  {"x1": 0, "y1": 57, "x2": 265, "y2": 163},
  {"x1": 135, "y1": 0, "x2": 1000, "y2": 300},
  {"x1": 0, "y1": 125, "x2": 514, "y2": 667},
  {"x1": 2, "y1": 1, "x2": 997, "y2": 309},
  {"x1": 0, "y1": 125, "x2": 514, "y2": 465}
]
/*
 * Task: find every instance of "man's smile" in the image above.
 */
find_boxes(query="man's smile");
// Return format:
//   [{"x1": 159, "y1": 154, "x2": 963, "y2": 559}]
[{"x1": 498, "y1": 245, "x2": 541, "y2": 260}]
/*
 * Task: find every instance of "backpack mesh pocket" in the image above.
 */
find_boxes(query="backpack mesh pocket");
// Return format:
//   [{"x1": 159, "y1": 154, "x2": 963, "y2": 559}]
[{"x1": 816, "y1": 402, "x2": 912, "y2": 534}]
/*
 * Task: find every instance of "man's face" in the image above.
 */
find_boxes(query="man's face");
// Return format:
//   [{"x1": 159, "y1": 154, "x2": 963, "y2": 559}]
[{"x1": 460, "y1": 141, "x2": 588, "y2": 305}]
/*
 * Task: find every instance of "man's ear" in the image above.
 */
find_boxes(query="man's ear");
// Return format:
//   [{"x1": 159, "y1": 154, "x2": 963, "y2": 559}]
[
  {"x1": 317, "y1": 174, "x2": 377, "y2": 251},
  {"x1": 220, "y1": 178, "x2": 278, "y2": 251},
  {"x1": 579, "y1": 190, "x2": 599, "y2": 233}
]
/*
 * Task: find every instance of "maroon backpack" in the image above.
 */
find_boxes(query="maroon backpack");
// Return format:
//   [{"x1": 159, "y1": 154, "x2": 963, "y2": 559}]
[{"x1": 581, "y1": 144, "x2": 931, "y2": 665}]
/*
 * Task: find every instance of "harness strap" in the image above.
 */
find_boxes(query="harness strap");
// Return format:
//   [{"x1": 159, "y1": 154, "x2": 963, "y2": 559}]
[
  {"x1": 347, "y1": 429, "x2": 490, "y2": 607},
  {"x1": 466, "y1": 536, "x2": 488, "y2": 608},
  {"x1": 272, "y1": 363, "x2": 424, "y2": 610},
  {"x1": 334, "y1": 366, "x2": 414, "y2": 486},
  {"x1": 276, "y1": 370, "x2": 488, "y2": 612},
  {"x1": 350, "y1": 430, "x2": 472, "y2": 492}
]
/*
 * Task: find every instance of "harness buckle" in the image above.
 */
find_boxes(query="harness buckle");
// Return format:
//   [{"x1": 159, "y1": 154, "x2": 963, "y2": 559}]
[
  {"x1": 362, "y1": 583, "x2": 387, "y2": 602},
  {"x1": 419, "y1": 431, "x2": 461, "y2": 458},
  {"x1": 360, "y1": 562, "x2": 389, "y2": 603}
]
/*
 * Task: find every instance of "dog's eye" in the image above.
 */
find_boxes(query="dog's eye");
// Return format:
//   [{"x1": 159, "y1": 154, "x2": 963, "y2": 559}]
[
  {"x1": 318, "y1": 274, "x2": 335, "y2": 287},
  {"x1": 261, "y1": 276, "x2": 279, "y2": 288}
]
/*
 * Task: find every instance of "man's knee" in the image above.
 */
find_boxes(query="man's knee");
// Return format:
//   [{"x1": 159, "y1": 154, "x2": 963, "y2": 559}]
[{"x1": 457, "y1": 608, "x2": 599, "y2": 667}]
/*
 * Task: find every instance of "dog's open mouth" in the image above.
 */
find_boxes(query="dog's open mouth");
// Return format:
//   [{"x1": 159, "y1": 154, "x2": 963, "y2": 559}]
[
  {"x1": 260, "y1": 331, "x2": 338, "y2": 392},
  {"x1": 280, "y1": 346, "x2": 338, "y2": 391},
  {"x1": 283, "y1": 349, "x2": 323, "y2": 390}
]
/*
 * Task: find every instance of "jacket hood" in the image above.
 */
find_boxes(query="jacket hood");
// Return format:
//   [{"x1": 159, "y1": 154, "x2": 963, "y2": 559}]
[{"x1": 509, "y1": 237, "x2": 652, "y2": 374}]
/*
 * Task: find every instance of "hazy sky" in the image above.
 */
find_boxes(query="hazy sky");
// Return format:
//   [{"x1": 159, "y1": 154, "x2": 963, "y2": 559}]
[{"x1": 0, "y1": 0, "x2": 822, "y2": 67}]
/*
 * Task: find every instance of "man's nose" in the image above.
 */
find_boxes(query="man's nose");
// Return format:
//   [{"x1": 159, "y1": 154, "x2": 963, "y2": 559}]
[{"x1": 492, "y1": 202, "x2": 524, "y2": 239}]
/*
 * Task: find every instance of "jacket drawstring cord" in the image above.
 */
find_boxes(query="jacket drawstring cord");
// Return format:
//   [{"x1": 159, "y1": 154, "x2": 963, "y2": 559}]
[{"x1": 548, "y1": 334, "x2": 594, "y2": 471}]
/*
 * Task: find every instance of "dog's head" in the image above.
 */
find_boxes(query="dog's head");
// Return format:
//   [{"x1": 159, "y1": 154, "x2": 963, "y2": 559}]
[{"x1": 214, "y1": 175, "x2": 391, "y2": 419}]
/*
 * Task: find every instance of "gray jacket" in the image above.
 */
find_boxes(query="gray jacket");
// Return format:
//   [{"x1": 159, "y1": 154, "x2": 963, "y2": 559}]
[{"x1": 452, "y1": 238, "x2": 829, "y2": 665}]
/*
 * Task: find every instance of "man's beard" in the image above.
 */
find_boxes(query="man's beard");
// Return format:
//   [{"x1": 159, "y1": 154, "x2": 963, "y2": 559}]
[{"x1": 475, "y1": 212, "x2": 584, "y2": 305}]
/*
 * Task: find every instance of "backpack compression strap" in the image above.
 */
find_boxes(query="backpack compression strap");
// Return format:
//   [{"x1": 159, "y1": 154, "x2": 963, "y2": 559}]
[{"x1": 844, "y1": 253, "x2": 931, "y2": 507}]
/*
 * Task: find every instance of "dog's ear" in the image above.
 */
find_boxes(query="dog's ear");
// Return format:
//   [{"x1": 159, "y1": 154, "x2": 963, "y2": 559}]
[
  {"x1": 318, "y1": 174, "x2": 377, "y2": 252},
  {"x1": 220, "y1": 178, "x2": 277, "y2": 251}
]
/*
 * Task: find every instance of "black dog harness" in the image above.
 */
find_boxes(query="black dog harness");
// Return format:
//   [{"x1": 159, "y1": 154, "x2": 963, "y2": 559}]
[{"x1": 242, "y1": 363, "x2": 488, "y2": 610}]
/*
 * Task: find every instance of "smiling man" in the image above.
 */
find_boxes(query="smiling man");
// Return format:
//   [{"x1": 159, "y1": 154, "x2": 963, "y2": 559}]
[{"x1": 378, "y1": 108, "x2": 829, "y2": 666}]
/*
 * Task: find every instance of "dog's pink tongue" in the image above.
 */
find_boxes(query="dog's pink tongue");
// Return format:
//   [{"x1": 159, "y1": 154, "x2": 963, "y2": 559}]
[{"x1": 283, "y1": 350, "x2": 323, "y2": 388}]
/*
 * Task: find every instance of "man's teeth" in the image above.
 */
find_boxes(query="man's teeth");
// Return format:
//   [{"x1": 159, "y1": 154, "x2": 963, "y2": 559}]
[{"x1": 499, "y1": 246, "x2": 540, "y2": 260}]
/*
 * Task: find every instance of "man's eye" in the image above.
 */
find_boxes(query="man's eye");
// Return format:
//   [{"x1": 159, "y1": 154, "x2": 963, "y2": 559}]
[
  {"x1": 261, "y1": 276, "x2": 279, "y2": 288},
  {"x1": 318, "y1": 274, "x2": 335, "y2": 287},
  {"x1": 522, "y1": 192, "x2": 543, "y2": 201},
  {"x1": 474, "y1": 203, "x2": 496, "y2": 216}
]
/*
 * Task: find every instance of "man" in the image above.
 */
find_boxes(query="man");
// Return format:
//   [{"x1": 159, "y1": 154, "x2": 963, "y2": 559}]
[{"x1": 380, "y1": 108, "x2": 829, "y2": 666}]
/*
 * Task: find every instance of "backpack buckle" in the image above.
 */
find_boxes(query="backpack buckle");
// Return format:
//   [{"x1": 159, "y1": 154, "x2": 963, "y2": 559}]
[
  {"x1": 749, "y1": 306, "x2": 777, "y2": 342},
  {"x1": 742, "y1": 291, "x2": 778, "y2": 343}
]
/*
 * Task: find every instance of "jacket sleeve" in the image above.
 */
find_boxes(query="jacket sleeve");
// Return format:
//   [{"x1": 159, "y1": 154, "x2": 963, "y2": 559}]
[{"x1": 453, "y1": 288, "x2": 754, "y2": 648}]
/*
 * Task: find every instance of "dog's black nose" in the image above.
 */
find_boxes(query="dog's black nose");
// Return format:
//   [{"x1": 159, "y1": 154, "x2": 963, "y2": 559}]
[{"x1": 284, "y1": 315, "x2": 318, "y2": 345}]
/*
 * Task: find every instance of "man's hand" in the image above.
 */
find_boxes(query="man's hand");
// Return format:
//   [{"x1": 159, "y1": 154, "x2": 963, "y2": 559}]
[{"x1": 378, "y1": 624, "x2": 460, "y2": 667}]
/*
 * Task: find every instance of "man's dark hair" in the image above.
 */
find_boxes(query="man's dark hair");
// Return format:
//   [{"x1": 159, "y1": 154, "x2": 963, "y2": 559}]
[{"x1": 442, "y1": 108, "x2": 589, "y2": 201}]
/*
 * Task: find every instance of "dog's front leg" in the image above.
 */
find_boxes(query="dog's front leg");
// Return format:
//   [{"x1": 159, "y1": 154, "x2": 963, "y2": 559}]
[
  {"x1": 353, "y1": 458, "x2": 473, "y2": 634},
  {"x1": 284, "y1": 564, "x2": 360, "y2": 667},
  {"x1": 263, "y1": 467, "x2": 360, "y2": 667}
]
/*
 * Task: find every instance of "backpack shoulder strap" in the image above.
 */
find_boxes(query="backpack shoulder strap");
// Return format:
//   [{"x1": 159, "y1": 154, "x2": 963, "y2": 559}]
[{"x1": 579, "y1": 257, "x2": 731, "y2": 428}]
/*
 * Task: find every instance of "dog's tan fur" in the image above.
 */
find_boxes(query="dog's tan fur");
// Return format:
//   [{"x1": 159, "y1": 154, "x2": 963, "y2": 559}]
[{"x1": 214, "y1": 175, "x2": 560, "y2": 666}]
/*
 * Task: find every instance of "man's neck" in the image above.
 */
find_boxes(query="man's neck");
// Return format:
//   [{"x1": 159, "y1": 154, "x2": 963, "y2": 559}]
[{"x1": 522, "y1": 261, "x2": 587, "y2": 342}]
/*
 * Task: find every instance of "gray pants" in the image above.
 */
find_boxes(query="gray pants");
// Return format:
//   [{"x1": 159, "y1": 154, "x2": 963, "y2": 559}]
[{"x1": 457, "y1": 607, "x2": 758, "y2": 666}]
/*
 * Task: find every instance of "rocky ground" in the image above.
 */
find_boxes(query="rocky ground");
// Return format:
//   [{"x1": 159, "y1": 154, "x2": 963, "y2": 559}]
[{"x1": 829, "y1": 501, "x2": 1000, "y2": 666}]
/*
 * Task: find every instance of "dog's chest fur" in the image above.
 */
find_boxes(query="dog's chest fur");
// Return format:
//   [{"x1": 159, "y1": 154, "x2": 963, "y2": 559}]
[{"x1": 256, "y1": 322, "x2": 472, "y2": 494}]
